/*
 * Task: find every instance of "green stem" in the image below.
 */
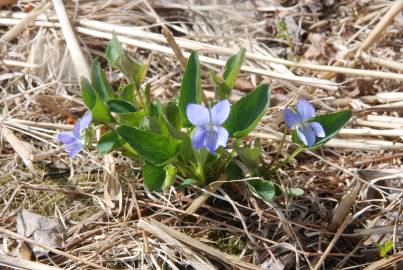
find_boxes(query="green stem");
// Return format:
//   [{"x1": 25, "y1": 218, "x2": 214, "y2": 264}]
[
  {"x1": 194, "y1": 149, "x2": 208, "y2": 185},
  {"x1": 134, "y1": 83, "x2": 146, "y2": 110},
  {"x1": 272, "y1": 146, "x2": 304, "y2": 171}
]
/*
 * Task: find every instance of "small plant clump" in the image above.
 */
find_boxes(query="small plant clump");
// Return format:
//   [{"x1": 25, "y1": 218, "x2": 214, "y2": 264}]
[{"x1": 58, "y1": 33, "x2": 352, "y2": 203}]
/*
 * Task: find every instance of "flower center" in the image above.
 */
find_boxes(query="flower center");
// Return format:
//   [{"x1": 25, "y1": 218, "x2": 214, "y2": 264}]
[
  {"x1": 208, "y1": 109, "x2": 215, "y2": 131},
  {"x1": 296, "y1": 120, "x2": 309, "y2": 131}
]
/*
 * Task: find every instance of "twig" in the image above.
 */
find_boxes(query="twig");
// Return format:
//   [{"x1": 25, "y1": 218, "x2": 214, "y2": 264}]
[
  {"x1": 0, "y1": 186, "x2": 20, "y2": 218},
  {"x1": 77, "y1": 19, "x2": 403, "y2": 81},
  {"x1": 364, "y1": 251, "x2": 403, "y2": 270},
  {"x1": 1, "y1": 127, "x2": 37, "y2": 175},
  {"x1": 312, "y1": 214, "x2": 353, "y2": 270},
  {"x1": 251, "y1": 130, "x2": 403, "y2": 151},
  {"x1": 75, "y1": 27, "x2": 338, "y2": 90},
  {"x1": 0, "y1": 2, "x2": 49, "y2": 44},
  {"x1": 0, "y1": 227, "x2": 111, "y2": 270},
  {"x1": 339, "y1": 128, "x2": 403, "y2": 137},
  {"x1": 360, "y1": 51, "x2": 403, "y2": 72},
  {"x1": 2, "y1": 59, "x2": 40, "y2": 68},
  {"x1": 0, "y1": 253, "x2": 61, "y2": 270},
  {"x1": 52, "y1": 0, "x2": 89, "y2": 79},
  {"x1": 139, "y1": 218, "x2": 264, "y2": 270},
  {"x1": 129, "y1": 182, "x2": 149, "y2": 254},
  {"x1": 142, "y1": 0, "x2": 209, "y2": 105},
  {"x1": 20, "y1": 183, "x2": 94, "y2": 198},
  {"x1": 185, "y1": 175, "x2": 227, "y2": 215},
  {"x1": 329, "y1": 180, "x2": 361, "y2": 232},
  {"x1": 137, "y1": 219, "x2": 215, "y2": 270},
  {"x1": 2, "y1": 14, "x2": 403, "y2": 81},
  {"x1": 357, "y1": 1, "x2": 403, "y2": 52}
]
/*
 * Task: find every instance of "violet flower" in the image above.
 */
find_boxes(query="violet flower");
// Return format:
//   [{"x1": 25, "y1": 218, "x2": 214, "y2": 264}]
[
  {"x1": 57, "y1": 112, "x2": 92, "y2": 157},
  {"x1": 284, "y1": 98, "x2": 325, "y2": 147},
  {"x1": 186, "y1": 99, "x2": 230, "y2": 154}
]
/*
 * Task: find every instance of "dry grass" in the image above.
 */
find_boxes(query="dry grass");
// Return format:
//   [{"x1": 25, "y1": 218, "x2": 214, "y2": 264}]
[{"x1": 1, "y1": 0, "x2": 403, "y2": 269}]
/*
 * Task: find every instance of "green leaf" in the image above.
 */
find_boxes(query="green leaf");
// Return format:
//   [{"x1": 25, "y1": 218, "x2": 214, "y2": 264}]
[
  {"x1": 92, "y1": 97, "x2": 113, "y2": 123},
  {"x1": 209, "y1": 70, "x2": 225, "y2": 87},
  {"x1": 139, "y1": 116, "x2": 162, "y2": 134},
  {"x1": 107, "y1": 99, "x2": 137, "y2": 113},
  {"x1": 226, "y1": 161, "x2": 244, "y2": 180},
  {"x1": 143, "y1": 163, "x2": 165, "y2": 191},
  {"x1": 224, "y1": 84, "x2": 271, "y2": 138},
  {"x1": 120, "y1": 84, "x2": 135, "y2": 103},
  {"x1": 84, "y1": 127, "x2": 93, "y2": 148},
  {"x1": 162, "y1": 164, "x2": 177, "y2": 191},
  {"x1": 248, "y1": 179, "x2": 276, "y2": 202},
  {"x1": 106, "y1": 33, "x2": 147, "y2": 87},
  {"x1": 292, "y1": 110, "x2": 352, "y2": 149},
  {"x1": 287, "y1": 187, "x2": 304, "y2": 197},
  {"x1": 117, "y1": 55, "x2": 148, "y2": 87},
  {"x1": 117, "y1": 126, "x2": 182, "y2": 165},
  {"x1": 143, "y1": 163, "x2": 177, "y2": 191},
  {"x1": 377, "y1": 240, "x2": 394, "y2": 257},
  {"x1": 179, "y1": 51, "x2": 201, "y2": 127},
  {"x1": 223, "y1": 48, "x2": 245, "y2": 82},
  {"x1": 216, "y1": 48, "x2": 245, "y2": 99},
  {"x1": 149, "y1": 100, "x2": 162, "y2": 118},
  {"x1": 105, "y1": 32, "x2": 124, "y2": 66},
  {"x1": 236, "y1": 139, "x2": 261, "y2": 170},
  {"x1": 80, "y1": 77, "x2": 96, "y2": 109},
  {"x1": 165, "y1": 102, "x2": 181, "y2": 130},
  {"x1": 90, "y1": 59, "x2": 114, "y2": 102},
  {"x1": 96, "y1": 130, "x2": 120, "y2": 154},
  {"x1": 117, "y1": 111, "x2": 145, "y2": 127},
  {"x1": 176, "y1": 178, "x2": 197, "y2": 191}
]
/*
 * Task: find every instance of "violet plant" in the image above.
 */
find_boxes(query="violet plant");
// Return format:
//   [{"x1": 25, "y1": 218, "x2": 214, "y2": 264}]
[
  {"x1": 58, "y1": 113, "x2": 92, "y2": 157},
  {"x1": 57, "y1": 34, "x2": 352, "y2": 202},
  {"x1": 284, "y1": 98, "x2": 325, "y2": 147}
]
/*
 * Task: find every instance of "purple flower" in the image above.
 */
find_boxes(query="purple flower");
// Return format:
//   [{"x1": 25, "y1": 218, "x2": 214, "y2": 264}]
[
  {"x1": 186, "y1": 99, "x2": 230, "y2": 154},
  {"x1": 284, "y1": 98, "x2": 325, "y2": 147},
  {"x1": 57, "y1": 112, "x2": 92, "y2": 157}
]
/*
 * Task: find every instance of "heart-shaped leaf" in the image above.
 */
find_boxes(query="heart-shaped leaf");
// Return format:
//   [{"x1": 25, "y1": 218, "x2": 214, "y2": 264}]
[
  {"x1": 143, "y1": 163, "x2": 177, "y2": 191},
  {"x1": 97, "y1": 130, "x2": 120, "y2": 154},
  {"x1": 91, "y1": 97, "x2": 113, "y2": 123},
  {"x1": 287, "y1": 187, "x2": 304, "y2": 197},
  {"x1": 236, "y1": 139, "x2": 261, "y2": 170},
  {"x1": 143, "y1": 162, "x2": 165, "y2": 191},
  {"x1": 248, "y1": 179, "x2": 276, "y2": 202},
  {"x1": 117, "y1": 126, "x2": 182, "y2": 165},
  {"x1": 226, "y1": 161, "x2": 244, "y2": 180},
  {"x1": 224, "y1": 84, "x2": 271, "y2": 138}
]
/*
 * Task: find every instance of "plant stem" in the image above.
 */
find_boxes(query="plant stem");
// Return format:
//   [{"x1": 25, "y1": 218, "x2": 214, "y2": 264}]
[
  {"x1": 272, "y1": 146, "x2": 304, "y2": 171},
  {"x1": 134, "y1": 83, "x2": 146, "y2": 110},
  {"x1": 195, "y1": 149, "x2": 208, "y2": 185}
]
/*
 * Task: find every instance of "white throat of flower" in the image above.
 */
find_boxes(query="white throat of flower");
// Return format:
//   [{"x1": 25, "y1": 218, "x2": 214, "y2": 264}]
[{"x1": 207, "y1": 109, "x2": 215, "y2": 131}]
